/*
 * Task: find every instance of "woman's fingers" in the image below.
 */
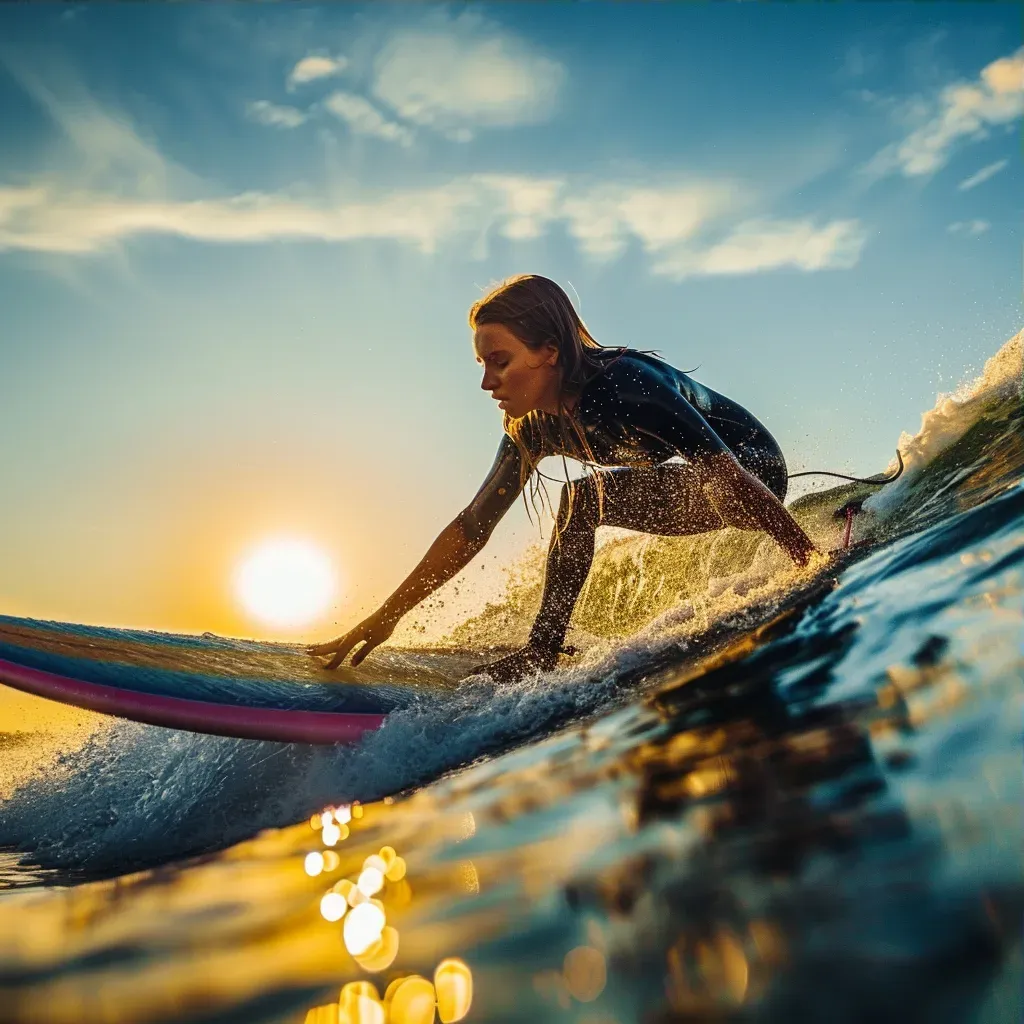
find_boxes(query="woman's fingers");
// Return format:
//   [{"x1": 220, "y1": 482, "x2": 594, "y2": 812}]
[
  {"x1": 324, "y1": 649, "x2": 350, "y2": 670},
  {"x1": 350, "y1": 643, "x2": 373, "y2": 667},
  {"x1": 307, "y1": 638, "x2": 342, "y2": 655},
  {"x1": 350, "y1": 626, "x2": 393, "y2": 666},
  {"x1": 311, "y1": 617, "x2": 392, "y2": 670},
  {"x1": 324, "y1": 638, "x2": 360, "y2": 670},
  {"x1": 314, "y1": 629, "x2": 364, "y2": 669}
]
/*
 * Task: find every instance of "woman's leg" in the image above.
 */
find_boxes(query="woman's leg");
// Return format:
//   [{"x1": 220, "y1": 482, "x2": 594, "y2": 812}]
[
  {"x1": 527, "y1": 462, "x2": 725, "y2": 654},
  {"x1": 474, "y1": 453, "x2": 811, "y2": 682},
  {"x1": 473, "y1": 463, "x2": 725, "y2": 681}
]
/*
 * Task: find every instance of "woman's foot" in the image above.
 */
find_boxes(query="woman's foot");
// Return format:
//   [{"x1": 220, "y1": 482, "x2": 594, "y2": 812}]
[{"x1": 470, "y1": 643, "x2": 562, "y2": 684}]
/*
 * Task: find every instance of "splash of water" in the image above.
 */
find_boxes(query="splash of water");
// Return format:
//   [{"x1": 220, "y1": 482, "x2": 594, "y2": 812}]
[
  {"x1": 865, "y1": 329, "x2": 1022, "y2": 519},
  {"x1": 449, "y1": 329, "x2": 1022, "y2": 652}
]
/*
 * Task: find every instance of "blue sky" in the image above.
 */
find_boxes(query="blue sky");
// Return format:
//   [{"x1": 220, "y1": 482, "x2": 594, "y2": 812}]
[{"x1": 0, "y1": 3, "x2": 1020, "y2": 637}]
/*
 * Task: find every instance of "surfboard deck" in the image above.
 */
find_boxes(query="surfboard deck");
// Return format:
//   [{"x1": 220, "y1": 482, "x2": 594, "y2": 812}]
[
  {"x1": 0, "y1": 534, "x2": 877, "y2": 745},
  {"x1": 0, "y1": 616, "x2": 498, "y2": 744}
]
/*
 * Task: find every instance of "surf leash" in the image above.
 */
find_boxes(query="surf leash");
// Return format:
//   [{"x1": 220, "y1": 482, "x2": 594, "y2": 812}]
[
  {"x1": 786, "y1": 448, "x2": 901, "y2": 487},
  {"x1": 787, "y1": 448, "x2": 905, "y2": 486},
  {"x1": 788, "y1": 450, "x2": 905, "y2": 551}
]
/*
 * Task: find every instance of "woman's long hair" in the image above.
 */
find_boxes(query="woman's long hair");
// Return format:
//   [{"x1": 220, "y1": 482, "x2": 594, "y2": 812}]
[{"x1": 469, "y1": 274, "x2": 627, "y2": 529}]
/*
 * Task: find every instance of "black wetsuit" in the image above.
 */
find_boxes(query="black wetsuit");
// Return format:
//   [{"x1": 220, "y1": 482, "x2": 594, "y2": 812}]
[{"x1": 460, "y1": 350, "x2": 789, "y2": 655}]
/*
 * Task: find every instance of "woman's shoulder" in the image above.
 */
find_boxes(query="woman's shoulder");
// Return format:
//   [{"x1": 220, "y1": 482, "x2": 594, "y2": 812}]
[{"x1": 584, "y1": 349, "x2": 679, "y2": 400}]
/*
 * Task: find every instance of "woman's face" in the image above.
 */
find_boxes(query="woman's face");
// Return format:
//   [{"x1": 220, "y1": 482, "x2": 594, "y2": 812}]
[{"x1": 474, "y1": 322, "x2": 561, "y2": 419}]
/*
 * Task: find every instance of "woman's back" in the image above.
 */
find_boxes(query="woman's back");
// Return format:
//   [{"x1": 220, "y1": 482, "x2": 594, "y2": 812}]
[{"x1": 567, "y1": 349, "x2": 783, "y2": 470}]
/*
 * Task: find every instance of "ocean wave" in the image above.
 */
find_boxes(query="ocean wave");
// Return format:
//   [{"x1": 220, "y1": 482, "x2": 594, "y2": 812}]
[{"x1": 0, "y1": 329, "x2": 1021, "y2": 878}]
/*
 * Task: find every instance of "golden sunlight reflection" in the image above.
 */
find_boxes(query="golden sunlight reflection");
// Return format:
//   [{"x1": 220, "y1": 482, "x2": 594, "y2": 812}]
[
  {"x1": 358, "y1": 860, "x2": 385, "y2": 901},
  {"x1": 301, "y1": 815, "x2": 474, "y2": 1024},
  {"x1": 434, "y1": 959, "x2": 473, "y2": 1022},
  {"x1": 358, "y1": 866, "x2": 386, "y2": 896},
  {"x1": 459, "y1": 861, "x2": 479, "y2": 895},
  {"x1": 338, "y1": 981, "x2": 387, "y2": 1024},
  {"x1": 234, "y1": 537, "x2": 337, "y2": 628},
  {"x1": 344, "y1": 903, "x2": 387, "y2": 956},
  {"x1": 320, "y1": 891, "x2": 348, "y2": 922},
  {"x1": 385, "y1": 856, "x2": 407, "y2": 882},
  {"x1": 303, "y1": 1003, "x2": 335, "y2": 1019},
  {"x1": 323, "y1": 822, "x2": 347, "y2": 846},
  {"x1": 354, "y1": 925, "x2": 400, "y2": 973},
  {"x1": 305, "y1": 1005, "x2": 341, "y2": 1024},
  {"x1": 666, "y1": 927, "x2": 751, "y2": 1009},
  {"x1": 389, "y1": 976, "x2": 436, "y2": 1023}
]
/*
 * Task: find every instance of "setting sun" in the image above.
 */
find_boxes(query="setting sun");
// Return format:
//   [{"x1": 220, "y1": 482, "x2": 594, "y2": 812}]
[{"x1": 234, "y1": 538, "x2": 337, "y2": 628}]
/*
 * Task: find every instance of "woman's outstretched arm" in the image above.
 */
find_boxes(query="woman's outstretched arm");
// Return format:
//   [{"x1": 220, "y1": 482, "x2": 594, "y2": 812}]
[
  {"x1": 696, "y1": 452, "x2": 815, "y2": 565},
  {"x1": 310, "y1": 437, "x2": 525, "y2": 669}
]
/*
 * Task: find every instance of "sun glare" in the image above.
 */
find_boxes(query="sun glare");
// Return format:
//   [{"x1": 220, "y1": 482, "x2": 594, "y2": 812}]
[{"x1": 235, "y1": 538, "x2": 337, "y2": 628}]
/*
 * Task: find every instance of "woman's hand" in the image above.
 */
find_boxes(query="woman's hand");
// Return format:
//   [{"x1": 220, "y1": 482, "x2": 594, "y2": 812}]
[
  {"x1": 307, "y1": 609, "x2": 397, "y2": 670},
  {"x1": 469, "y1": 643, "x2": 561, "y2": 684}
]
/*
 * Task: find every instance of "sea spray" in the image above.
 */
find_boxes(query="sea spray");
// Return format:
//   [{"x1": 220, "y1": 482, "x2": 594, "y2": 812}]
[
  {"x1": 865, "y1": 329, "x2": 1022, "y2": 520},
  {"x1": 445, "y1": 330, "x2": 1024, "y2": 653}
]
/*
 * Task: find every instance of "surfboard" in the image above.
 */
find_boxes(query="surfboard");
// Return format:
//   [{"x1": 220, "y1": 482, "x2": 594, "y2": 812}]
[{"x1": 0, "y1": 616, "x2": 493, "y2": 744}]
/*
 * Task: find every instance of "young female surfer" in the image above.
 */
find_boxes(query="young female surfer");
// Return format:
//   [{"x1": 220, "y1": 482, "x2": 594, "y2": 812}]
[{"x1": 310, "y1": 274, "x2": 817, "y2": 683}]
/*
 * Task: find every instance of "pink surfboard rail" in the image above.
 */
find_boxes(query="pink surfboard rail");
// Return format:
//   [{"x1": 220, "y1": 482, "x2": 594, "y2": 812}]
[{"x1": 0, "y1": 657, "x2": 387, "y2": 745}]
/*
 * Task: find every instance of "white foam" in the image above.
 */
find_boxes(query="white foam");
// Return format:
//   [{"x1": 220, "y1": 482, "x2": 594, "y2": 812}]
[
  {"x1": 0, "y1": 548, "x2": 812, "y2": 876},
  {"x1": 865, "y1": 330, "x2": 1022, "y2": 518},
  {"x1": 0, "y1": 640, "x2": 654, "y2": 872}
]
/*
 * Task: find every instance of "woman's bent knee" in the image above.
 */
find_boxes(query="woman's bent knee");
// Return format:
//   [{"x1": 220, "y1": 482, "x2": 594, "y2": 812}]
[{"x1": 557, "y1": 473, "x2": 607, "y2": 531}]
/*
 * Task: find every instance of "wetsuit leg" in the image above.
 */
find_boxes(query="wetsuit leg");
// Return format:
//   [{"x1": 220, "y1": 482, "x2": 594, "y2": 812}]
[{"x1": 527, "y1": 461, "x2": 728, "y2": 652}]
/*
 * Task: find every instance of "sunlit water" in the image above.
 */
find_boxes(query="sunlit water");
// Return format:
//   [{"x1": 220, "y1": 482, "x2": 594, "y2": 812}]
[{"x1": 0, "y1": 333, "x2": 1020, "y2": 1023}]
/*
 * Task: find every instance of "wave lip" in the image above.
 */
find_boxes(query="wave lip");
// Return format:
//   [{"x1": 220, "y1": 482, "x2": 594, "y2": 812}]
[{"x1": 865, "y1": 328, "x2": 1022, "y2": 518}]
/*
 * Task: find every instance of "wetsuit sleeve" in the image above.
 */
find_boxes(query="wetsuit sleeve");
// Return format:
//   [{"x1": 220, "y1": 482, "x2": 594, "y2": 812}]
[
  {"x1": 606, "y1": 356, "x2": 732, "y2": 460},
  {"x1": 458, "y1": 435, "x2": 526, "y2": 545}
]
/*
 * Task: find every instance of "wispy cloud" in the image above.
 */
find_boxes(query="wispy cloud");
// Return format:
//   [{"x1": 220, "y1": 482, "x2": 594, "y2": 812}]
[
  {"x1": 472, "y1": 175, "x2": 564, "y2": 240},
  {"x1": 245, "y1": 99, "x2": 308, "y2": 129},
  {"x1": 947, "y1": 219, "x2": 991, "y2": 236},
  {"x1": 652, "y1": 219, "x2": 868, "y2": 279},
  {"x1": 0, "y1": 183, "x2": 483, "y2": 254},
  {"x1": 957, "y1": 158, "x2": 1009, "y2": 191},
  {"x1": 370, "y1": 11, "x2": 565, "y2": 141},
  {"x1": 0, "y1": 51, "x2": 864, "y2": 278},
  {"x1": 0, "y1": 49, "x2": 201, "y2": 201},
  {"x1": 557, "y1": 182, "x2": 742, "y2": 259},
  {"x1": 0, "y1": 169, "x2": 866, "y2": 281},
  {"x1": 839, "y1": 44, "x2": 880, "y2": 82},
  {"x1": 244, "y1": 12, "x2": 564, "y2": 146},
  {"x1": 866, "y1": 47, "x2": 1024, "y2": 178},
  {"x1": 287, "y1": 54, "x2": 348, "y2": 89},
  {"x1": 322, "y1": 91, "x2": 413, "y2": 147}
]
